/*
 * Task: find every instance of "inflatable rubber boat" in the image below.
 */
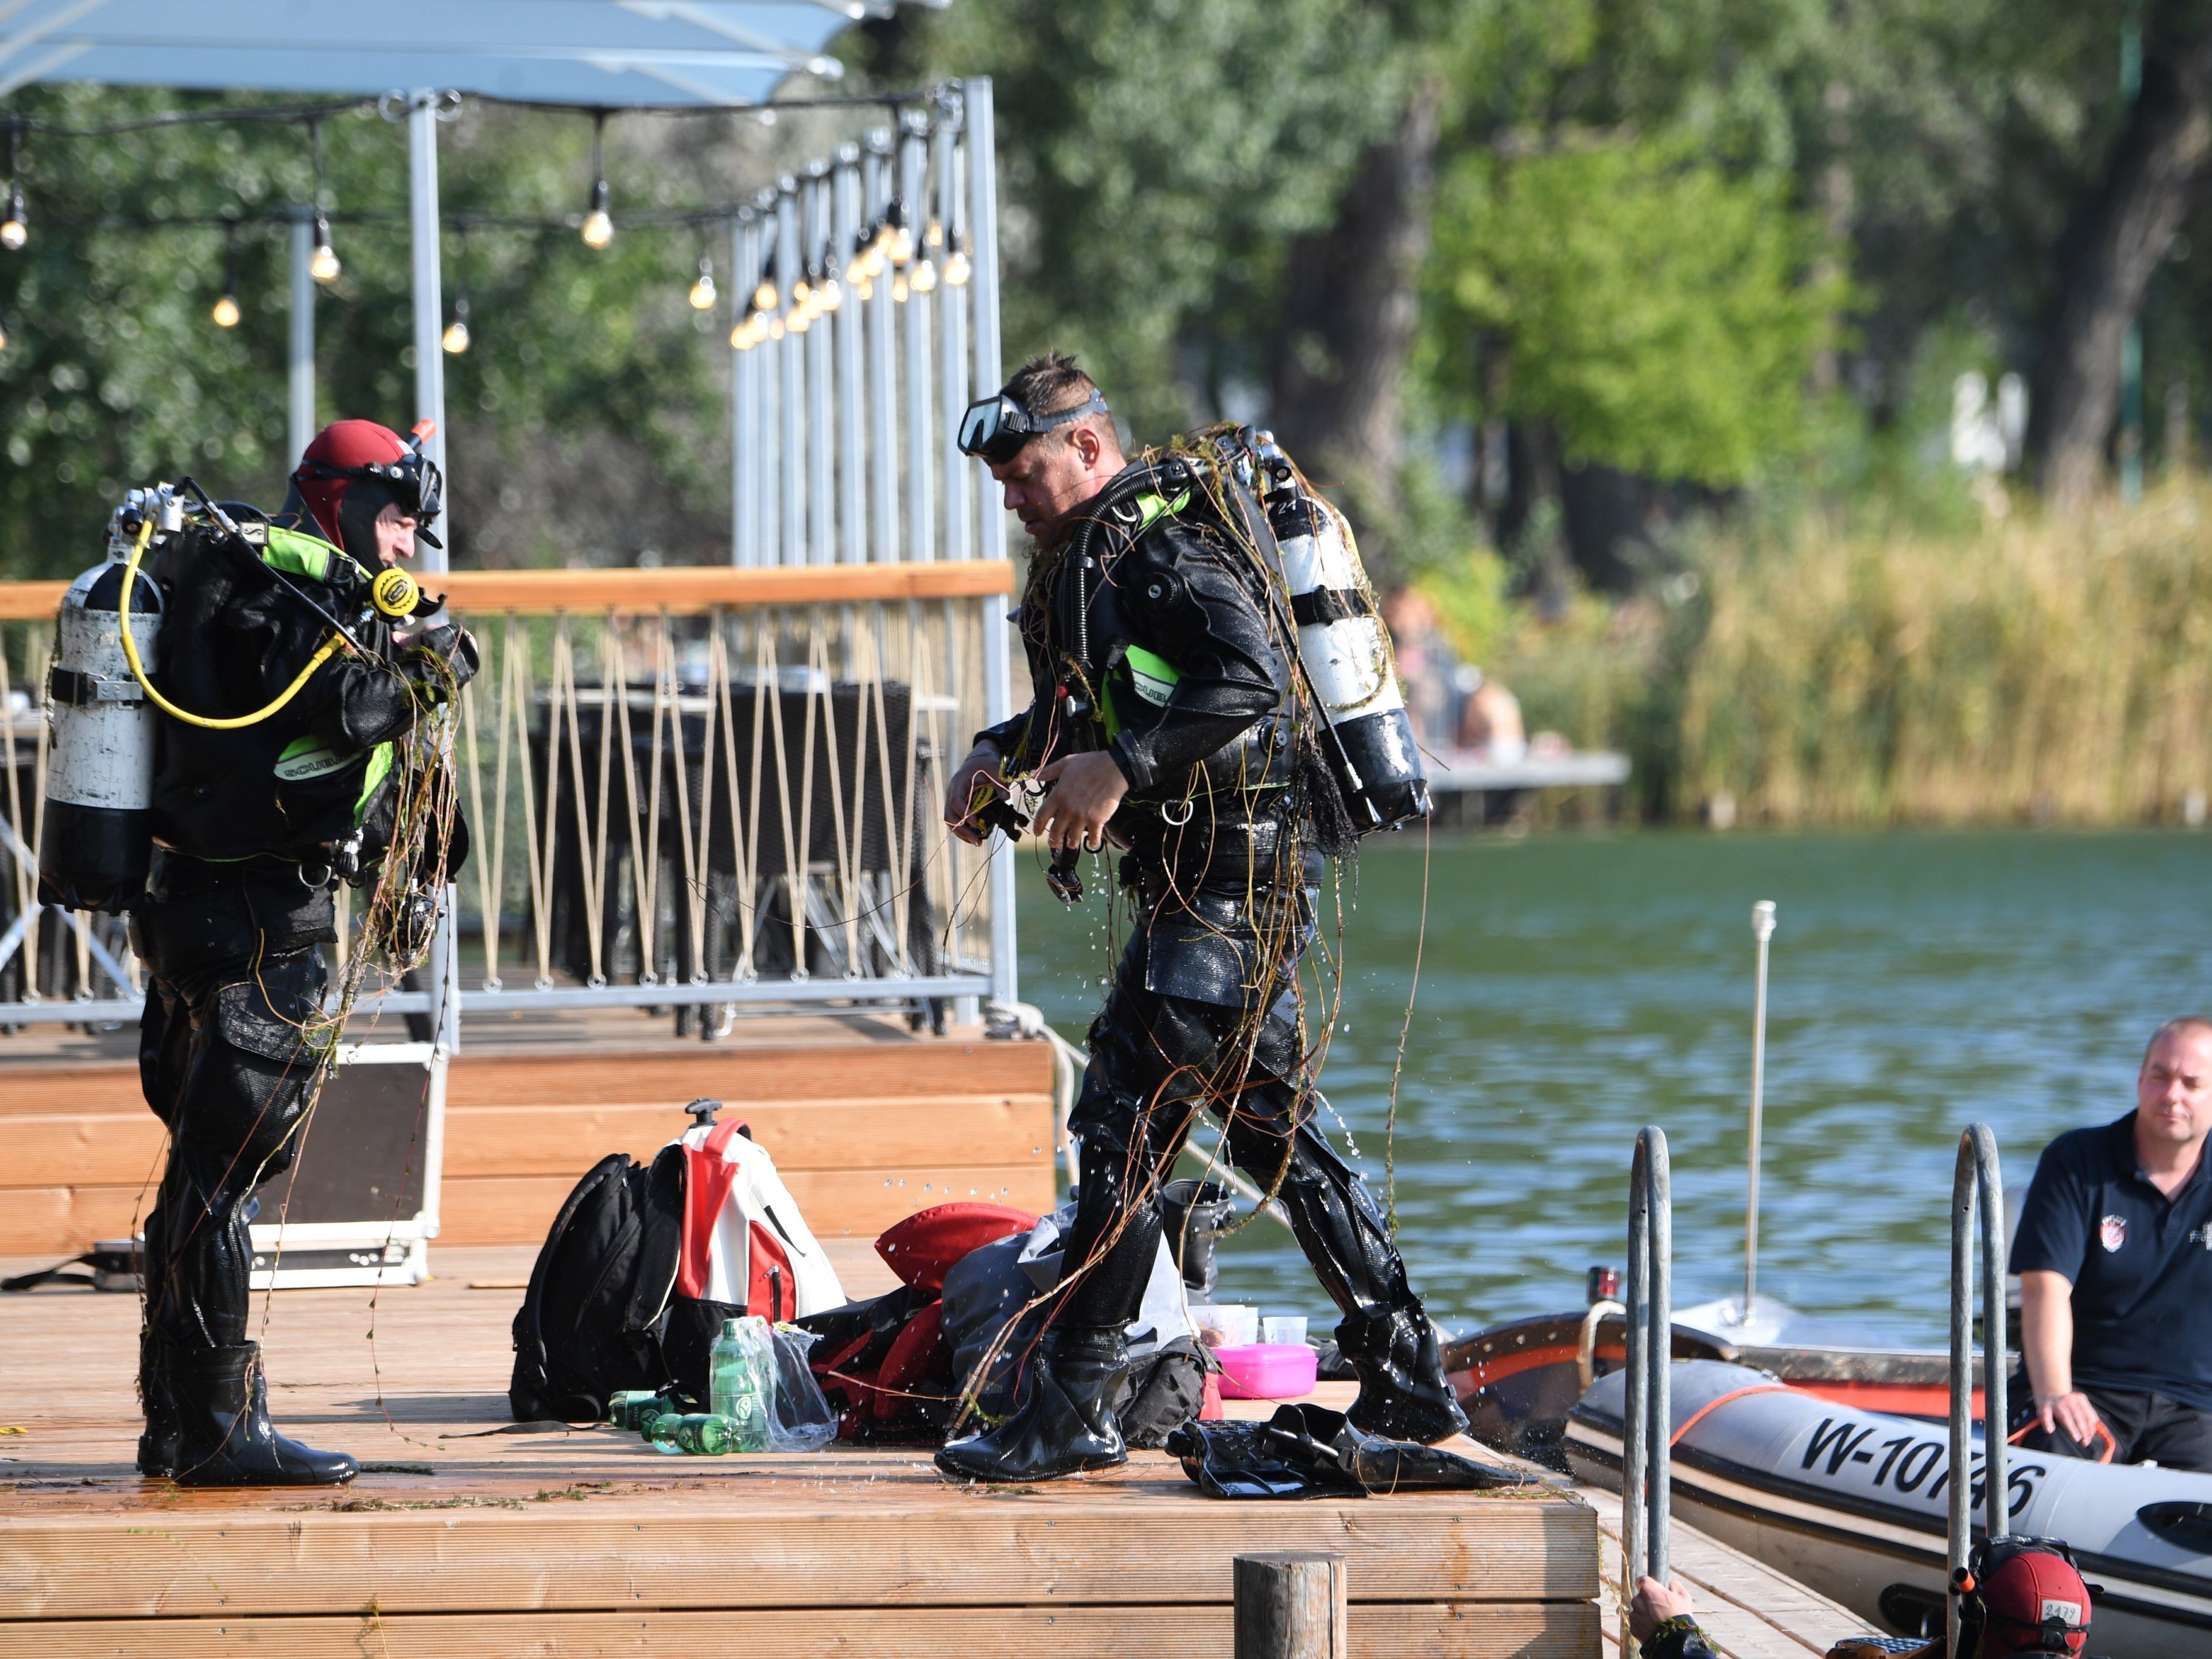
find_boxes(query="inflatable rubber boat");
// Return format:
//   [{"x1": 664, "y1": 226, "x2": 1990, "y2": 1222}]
[{"x1": 1565, "y1": 1359, "x2": 2212, "y2": 1657}]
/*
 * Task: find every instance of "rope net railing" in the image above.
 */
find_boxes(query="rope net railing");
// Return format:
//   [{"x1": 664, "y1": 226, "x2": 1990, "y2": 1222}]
[{"x1": 0, "y1": 585, "x2": 1002, "y2": 1031}]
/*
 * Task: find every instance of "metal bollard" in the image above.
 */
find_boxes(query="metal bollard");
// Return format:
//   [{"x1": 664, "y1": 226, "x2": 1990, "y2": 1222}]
[
  {"x1": 1949, "y1": 1123, "x2": 2010, "y2": 1654},
  {"x1": 1621, "y1": 1125, "x2": 1672, "y2": 1634}
]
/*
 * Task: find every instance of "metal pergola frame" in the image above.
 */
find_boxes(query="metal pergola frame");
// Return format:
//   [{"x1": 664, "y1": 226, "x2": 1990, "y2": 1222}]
[{"x1": 1, "y1": 3, "x2": 1017, "y2": 1042}]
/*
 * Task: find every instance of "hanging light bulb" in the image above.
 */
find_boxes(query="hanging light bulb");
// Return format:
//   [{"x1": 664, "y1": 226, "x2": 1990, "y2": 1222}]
[
  {"x1": 891, "y1": 273, "x2": 910, "y2": 304},
  {"x1": 767, "y1": 316, "x2": 785, "y2": 342},
  {"x1": 309, "y1": 212, "x2": 341, "y2": 283},
  {"x1": 580, "y1": 114, "x2": 614, "y2": 248},
  {"x1": 753, "y1": 274, "x2": 778, "y2": 312},
  {"x1": 888, "y1": 203, "x2": 915, "y2": 268},
  {"x1": 688, "y1": 253, "x2": 717, "y2": 311},
  {"x1": 442, "y1": 293, "x2": 472, "y2": 355},
  {"x1": 924, "y1": 218, "x2": 944, "y2": 249},
  {"x1": 212, "y1": 282, "x2": 240, "y2": 329},
  {"x1": 2, "y1": 129, "x2": 25, "y2": 251},
  {"x1": 910, "y1": 257, "x2": 937, "y2": 294},
  {"x1": 943, "y1": 239, "x2": 971, "y2": 288},
  {"x1": 818, "y1": 274, "x2": 843, "y2": 313}
]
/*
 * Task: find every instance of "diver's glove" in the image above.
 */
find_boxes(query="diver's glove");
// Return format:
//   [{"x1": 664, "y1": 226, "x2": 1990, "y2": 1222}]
[{"x1": 412, "y1": 621, "x2": 481, "y2": 694}]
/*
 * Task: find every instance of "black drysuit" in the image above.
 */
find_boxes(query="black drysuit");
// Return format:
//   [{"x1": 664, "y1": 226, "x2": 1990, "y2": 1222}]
[
  {"x1": 977, "y1": 460, "x2": 1440, "y2": 1411},
  {"x1": 134, "y1": 520, "x2": 472, "y2": 1358}
]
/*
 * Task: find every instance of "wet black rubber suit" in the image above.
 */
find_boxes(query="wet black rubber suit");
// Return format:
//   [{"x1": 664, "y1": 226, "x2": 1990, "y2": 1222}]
[
  {"x1": 937, "y1": 456, "x2": 1467, "y2": 1483},
  {"x1": 133, "y1": 514, "x2": 473, "y2": 1486}
]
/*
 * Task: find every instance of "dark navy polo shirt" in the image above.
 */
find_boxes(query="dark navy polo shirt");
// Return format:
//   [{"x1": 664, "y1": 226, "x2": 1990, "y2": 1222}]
[{"x1": 2009, "y1": 1111, "x2": 2212, "y2": 1411}]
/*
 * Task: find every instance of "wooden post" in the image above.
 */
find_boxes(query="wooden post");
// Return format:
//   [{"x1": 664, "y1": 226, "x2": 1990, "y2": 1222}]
[{"x1": 1233, "y1": 1552, "x2": 1348, "y2": 1659}]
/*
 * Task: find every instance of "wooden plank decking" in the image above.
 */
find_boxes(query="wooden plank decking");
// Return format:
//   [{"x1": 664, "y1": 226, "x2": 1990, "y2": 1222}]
[
  {"x1": 0, "y1": 1015, "x2": 1059, "y2": 1256},
  {"x1": 0, "y1": 1243, "x2": 1601, "y2": 1658}
]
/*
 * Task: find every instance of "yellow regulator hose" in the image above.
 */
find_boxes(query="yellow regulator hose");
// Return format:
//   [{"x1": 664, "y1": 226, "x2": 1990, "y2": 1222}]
[{"x1": 118, "y1": 515, "x2": 345, "y2": 730}]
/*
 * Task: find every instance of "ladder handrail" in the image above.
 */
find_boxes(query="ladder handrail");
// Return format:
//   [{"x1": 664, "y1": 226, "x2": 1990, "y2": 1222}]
[
  {"x1": 1949, "y1": 1122, "x2": 2010, "y2": 1652},
  {"x1": 1622, "y1": 1124, "x2": 1672, "y2": 1606}
]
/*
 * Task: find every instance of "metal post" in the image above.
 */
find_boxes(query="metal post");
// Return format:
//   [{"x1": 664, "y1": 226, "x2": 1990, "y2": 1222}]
[
  {"x1": 1744, "y1": 898, "x2": 1776, "y2": 1317},
  {"x1": 731, "y1": 213, "x2": 756, "y2": 568},
  {"x1": 287, "y1": 205, "x2": 315, "y2": 464},
  {"x1": 408, "y1": 89, "x2": 456, "y2": 1057},
  {"x1": 935, "y1": 115, "x2": 971, "y2": 564},
  {"x1": 833, "y1": 148, "x2": 865, "y2": 563},
  {"x1": 1948, "y1": 1122, "x2": 2011, "y2": 1654},
  {"x1": 1621, "y1": 1124, "x2": 1671, "y2": 1635},
  {"x1": 900, "y1": 120, "x2": 935, "y2": 565},
  {"x1": 805, "y1": 167, "x2": 835, "y2": 567},
  {"x1": 753, "y1": 188, "x2": 782, "y2": 571},
  {"x1": 776, "y1": 181, "x2": 804, "y2": 568},
  {"x1": 966, "y1": 77, "x2": 1017, "y2": 1013},
  {"x1": 863, "y1": 141, "x2": 897, "y2": 562}
]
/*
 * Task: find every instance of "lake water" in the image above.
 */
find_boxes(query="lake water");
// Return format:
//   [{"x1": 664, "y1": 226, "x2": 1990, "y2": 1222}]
[{"x1": 1014, "y1": 829, "x2": 2212, "y2": 1346}]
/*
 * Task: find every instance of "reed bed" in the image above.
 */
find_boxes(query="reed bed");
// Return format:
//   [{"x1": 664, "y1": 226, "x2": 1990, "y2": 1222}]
[{"x1": 1480, "y1": 484, "x2": 2212, "y2": 826}]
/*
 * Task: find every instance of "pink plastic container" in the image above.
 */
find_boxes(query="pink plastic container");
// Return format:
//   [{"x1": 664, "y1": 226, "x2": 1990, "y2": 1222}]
[{"x1": 1212, "y1": 1342, "x2": 1318, "y2": 1400}]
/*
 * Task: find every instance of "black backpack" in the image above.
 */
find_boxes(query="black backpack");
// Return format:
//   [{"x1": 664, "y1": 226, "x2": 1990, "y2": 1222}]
[{"x1": 508, "y1": 1146, "x2": 685, "y2": 1422}]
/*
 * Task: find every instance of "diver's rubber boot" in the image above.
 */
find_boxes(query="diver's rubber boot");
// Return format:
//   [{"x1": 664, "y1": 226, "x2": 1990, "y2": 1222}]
[
  {"x1": 171, "y1": 1342, "x2": 357, "y2": 1488},
  {"x1": 1337, "y1": 1305, "x2": 1470, "y2": 1445},
  {"x1": 136, "y1": 1329, "x2": 182, "y2": 1479},
  {"x1": 935, "y1": 1328, "x2": 1128, "y2": 1484}
]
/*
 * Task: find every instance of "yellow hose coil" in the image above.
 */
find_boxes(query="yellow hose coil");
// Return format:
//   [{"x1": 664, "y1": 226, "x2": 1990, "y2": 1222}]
[{"x1": 117, "y1": 515, "x2": 345, "y2": 730}]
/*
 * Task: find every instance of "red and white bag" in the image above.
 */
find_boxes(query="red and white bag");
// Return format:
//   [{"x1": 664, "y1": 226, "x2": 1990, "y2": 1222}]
[{"x1": 676, "y1": 1117, "x2": 845, "y2": 1323}]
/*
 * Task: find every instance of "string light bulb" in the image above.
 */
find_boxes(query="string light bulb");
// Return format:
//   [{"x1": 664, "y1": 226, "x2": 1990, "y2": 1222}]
[
  {"x1": 855, "y1": 276, "x2": 875, "y2": 302},
  {"x1": 441, "y1": 294, "x2": 471, "y2": 355},
  {"x1": 888, "y1": 206, "x2": 915, "y2": 268},
  {"x1": 688, "y1": 253, "x2": 716, "y2": 311},
  {"x1": 767, "y1": 316, "x2": 785, "y2": 341},
  {"x1": 2, "y1": 129, "x2": 25, "y2": 251},
  {"x1": 212, "y1": 282, "x2": 240, "y2": 329},
  {"x1": 943, "y1": 240, "x2": 971, "y2": 287},
  {"x1": 910, "y1": 257, "x2": 937, "y2": 294},
  {"x1": 891, "y1": 273, "x2": 910, "y2": 304},
  {"x1": 753, "y1": 275, "x2": 778, "y2": 311},
  {"x1": 791, "y1": 274, "x2": 812, "y2": 309},
  {"x1": 308, "y1": 212, "x2": 341, "y2": 283},
  {"x1": 580, "y1": 114, "x2": 614, "y2": 248},
  {"x1": 818, "y1": 274, "x2": 843, "y2": 313},
  {"x1": 924, "y1": 219, "x2": 944, "y2": 249}
]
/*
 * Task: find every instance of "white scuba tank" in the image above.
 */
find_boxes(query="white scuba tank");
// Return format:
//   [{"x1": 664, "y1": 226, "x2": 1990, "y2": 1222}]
[
  {"x1": 1264, "y1": 487, "x2": 1431, "y2": 831},
  {"x1": 37, "y1": 487, "x2": 174, "y2": 913}
]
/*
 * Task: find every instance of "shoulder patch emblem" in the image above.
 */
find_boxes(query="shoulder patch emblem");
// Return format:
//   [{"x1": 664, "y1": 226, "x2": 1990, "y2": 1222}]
[{"x1": 2100, "y1": 1214, "x2": 2128, "y2": 1253}]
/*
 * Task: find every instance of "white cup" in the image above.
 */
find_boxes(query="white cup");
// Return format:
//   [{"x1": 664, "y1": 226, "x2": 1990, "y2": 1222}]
[
  {"x1": 1262, "y1": 1315, "x2": 1309, "y2": 1346},
  {"x1": 1190, "y1": 1303, "x2": 1258, "y2": 1346}
]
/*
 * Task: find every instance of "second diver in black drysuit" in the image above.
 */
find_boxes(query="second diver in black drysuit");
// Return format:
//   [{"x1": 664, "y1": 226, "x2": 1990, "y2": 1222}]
[{"x1": 936, "y1": 359, "x2": 1467, "y2": 1483}]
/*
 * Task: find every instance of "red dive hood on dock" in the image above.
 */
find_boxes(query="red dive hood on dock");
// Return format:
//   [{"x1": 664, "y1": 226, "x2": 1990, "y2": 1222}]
[{"x1": 875, "y1": 1201, "x2": 1040, "y2": 1292}]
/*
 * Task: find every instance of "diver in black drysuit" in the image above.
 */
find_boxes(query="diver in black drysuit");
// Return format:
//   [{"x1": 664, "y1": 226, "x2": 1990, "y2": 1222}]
[
  {"x1": 936, "y1": 444, "x2": 1468, "y2": 1484},
  {"x1": 133, "y1": 423, "x2": 474, "y2": 1487}
]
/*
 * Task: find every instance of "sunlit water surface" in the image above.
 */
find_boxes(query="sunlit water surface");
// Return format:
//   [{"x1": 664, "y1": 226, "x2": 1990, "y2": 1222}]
[{"x1": 1013, "y1": 829, "x2": 2212, "y2": 1345}]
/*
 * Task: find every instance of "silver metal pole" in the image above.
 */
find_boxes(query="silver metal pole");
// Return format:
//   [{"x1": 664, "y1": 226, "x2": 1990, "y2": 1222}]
[
  {"x1": 1622, "y1": 1124, "x2": 1671, "y2": 1628},
  {"x1": 966, "y1": 78, "x2": 1017, "y2": 1012},
  {"x1": 805, "y1": 166, "x2": 835, "y2": 567},
  {"x1": 1948, "y1": 1122, "x2": 2011, "y2": 1654},
  {"x1": 776, "y1": 180, "x2": 803, "y2": 569},
  {"x1": 731, "y1": 214, "x2": 753, "y2": 568},
  {"x1": 1744, "y1": 898, "x2": 1776, "y2": 1316},
  {"x1": 407, "y1": 89, "x2": 456, "y2": 1058},
  {"x1": 287, "y1": 205, "x2": 315, "y2": 463},
  {"x1": 865, "y1": 138, "x2": 898, "y2": 563},
  {"x1": 833, "y1": 148, "x2": 865, "y2": 564},
  {"x1": 900, "y1": 120, "x2": 935, "y2": 565},
  {"x1": 935, "y1": 117, "x2": 971, "y2": 564}
]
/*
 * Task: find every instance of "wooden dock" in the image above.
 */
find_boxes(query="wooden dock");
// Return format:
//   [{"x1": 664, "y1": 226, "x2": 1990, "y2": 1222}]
[
  {"x1": 0, "y1": 1242, "x2": 1600, "y2": 1658},
  {"x1": 1, "y1": 1011, "x2": 1060, "y2": 1256}
]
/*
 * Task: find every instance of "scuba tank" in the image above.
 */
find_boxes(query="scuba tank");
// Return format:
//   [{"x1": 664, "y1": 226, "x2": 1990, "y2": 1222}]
[
  {"x1": 1233, "y1": 432, "x2": 1430, "y2": 833},
  {"x1": 36, "y1": 486, "x2": 176, "y2": 913}
]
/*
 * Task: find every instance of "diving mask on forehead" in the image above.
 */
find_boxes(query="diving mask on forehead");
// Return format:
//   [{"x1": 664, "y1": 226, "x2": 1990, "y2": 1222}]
[{"x1": 957, "y1": 388, "x2": 1111, "y2": 465}]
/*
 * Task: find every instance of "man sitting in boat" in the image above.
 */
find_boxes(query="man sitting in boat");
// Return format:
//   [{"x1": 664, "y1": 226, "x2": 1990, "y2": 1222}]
[{"x1": 2009, "y1": 1016, "x2": 2212, "y2": 1471}]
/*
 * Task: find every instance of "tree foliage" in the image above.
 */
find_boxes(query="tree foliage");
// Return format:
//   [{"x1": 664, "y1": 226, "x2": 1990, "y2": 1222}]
[{"x1": 1428, "y1": 140, "x2": 1842, "y2": 486}]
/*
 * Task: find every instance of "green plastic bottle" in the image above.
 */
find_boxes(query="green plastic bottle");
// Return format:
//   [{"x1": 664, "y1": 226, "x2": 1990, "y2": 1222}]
[
  {"x1": 608, "y1": 1390, "x2": 674, "y2": 1434},
  {"x1": 646, "y1": 1412, "x2": 741, "y2": 1455},
  {"x1": 709, "y1": 1315, "x2": 773, "y2": 1451}
]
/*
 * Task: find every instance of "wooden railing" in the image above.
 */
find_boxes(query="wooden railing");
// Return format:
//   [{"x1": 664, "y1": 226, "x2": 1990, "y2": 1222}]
[{"x1": 0, "y1": 561, "x2": 1015, "y2": 1030}]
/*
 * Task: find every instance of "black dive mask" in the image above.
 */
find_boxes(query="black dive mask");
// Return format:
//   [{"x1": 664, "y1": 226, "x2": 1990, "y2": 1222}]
[
  {"x1": 294, "y1": 441, "x2": 444, "y2": 551},
  {"x1": 958, "y1": 387, "x2": 1111, "y2": 464}
]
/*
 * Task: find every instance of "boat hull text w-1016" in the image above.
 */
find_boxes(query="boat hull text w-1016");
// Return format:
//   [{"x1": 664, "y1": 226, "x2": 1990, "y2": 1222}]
[{"x1": 1567, "y1": 1359, "x2": 2212, "y2": 1657}]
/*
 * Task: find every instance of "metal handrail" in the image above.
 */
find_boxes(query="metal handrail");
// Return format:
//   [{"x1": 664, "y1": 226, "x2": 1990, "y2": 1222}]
[
  {"x1": 1948, "y1": 1122, "x2": 2010, "y2": 1654},
  {"x1": 1621, "y1": 1125, "x2": 1672, "y2": 1613}
]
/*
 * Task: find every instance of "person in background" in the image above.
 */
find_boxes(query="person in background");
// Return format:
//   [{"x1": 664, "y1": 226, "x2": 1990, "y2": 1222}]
[
  {"x1": 1379, "y1": 586, "x2": 1461, "y2": 748},
  {"x1": 2010, "y1": 1016, "x2": 2212, "y2": 1471},
  {"x1": 1455, "y1": 666, "x2": 1526, "y2": 761}
]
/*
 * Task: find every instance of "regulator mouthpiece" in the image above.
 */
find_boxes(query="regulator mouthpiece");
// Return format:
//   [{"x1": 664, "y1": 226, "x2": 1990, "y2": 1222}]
[{"x1": 371, "y1": 565, "x2": 421, "y2": 619}]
